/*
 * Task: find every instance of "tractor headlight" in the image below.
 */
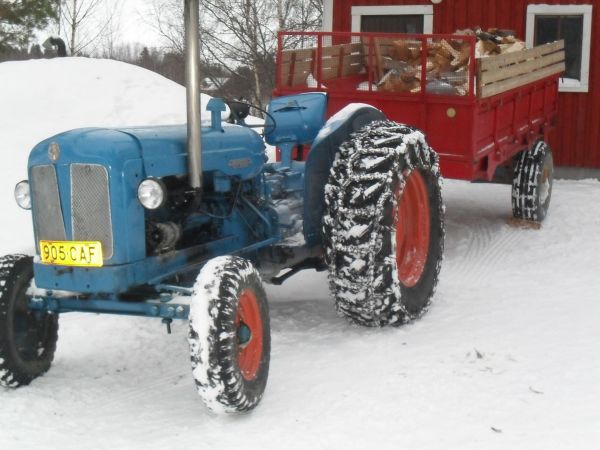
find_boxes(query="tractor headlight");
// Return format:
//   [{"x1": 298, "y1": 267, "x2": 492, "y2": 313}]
[
  {"x1": 138, "y1": 178, "x2": 166, "y2": 210},
  {"x1": 14, "y1": 180, "x2": 31, "y2": 210}
]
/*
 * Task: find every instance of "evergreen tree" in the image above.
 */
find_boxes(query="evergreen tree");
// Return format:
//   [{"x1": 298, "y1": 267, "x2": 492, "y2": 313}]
[
  {"x1": 138, "y1": 47, "x2": 152, "y2": 69},
  {"x1": 29, "y1": 43, "x2": 43, "y2": 58},
  {"x1": 0, "y1": 0, "x2": 58, "y2": 51}
]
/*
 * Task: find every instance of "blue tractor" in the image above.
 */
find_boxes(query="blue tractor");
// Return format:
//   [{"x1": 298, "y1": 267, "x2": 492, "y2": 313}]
[{"x1": 0, "y1": 1, "x2": 444, "y2": 413}]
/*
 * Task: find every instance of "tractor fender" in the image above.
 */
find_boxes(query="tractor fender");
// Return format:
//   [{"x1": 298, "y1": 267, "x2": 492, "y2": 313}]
[{"x1": 303, "y1": 104, "x2": 386, "y2": 247}]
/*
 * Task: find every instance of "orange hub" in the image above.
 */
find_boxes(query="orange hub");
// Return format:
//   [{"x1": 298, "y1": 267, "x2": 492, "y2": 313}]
[
  {"x1": 236, "y1": 289, "x2": 263, "y2": 381},
  {"x1": 395, "y1": 170, "x2": 431, "y2": 288}
]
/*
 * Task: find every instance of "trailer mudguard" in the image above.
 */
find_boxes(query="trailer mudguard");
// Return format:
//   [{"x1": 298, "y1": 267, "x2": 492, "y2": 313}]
[{"x1": 303, "y1": 104, "x2": 386, "y2": 247}]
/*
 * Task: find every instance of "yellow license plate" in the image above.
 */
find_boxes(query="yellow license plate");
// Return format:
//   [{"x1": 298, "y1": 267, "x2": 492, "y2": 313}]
[{"x1": 39, "y1": 241, "x2": 103, "y2": 267}]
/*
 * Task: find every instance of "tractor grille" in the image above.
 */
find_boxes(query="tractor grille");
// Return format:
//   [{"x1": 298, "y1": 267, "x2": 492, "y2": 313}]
[
  {"x1": 31, "y1": 165, "x2": 67, "y2": 242},
  {"x1": 30, "y1": 164, "x2": 114, "y2": 260},
  {"x1": 70, "y1": 164, "x2": 113, "y2": 259}
]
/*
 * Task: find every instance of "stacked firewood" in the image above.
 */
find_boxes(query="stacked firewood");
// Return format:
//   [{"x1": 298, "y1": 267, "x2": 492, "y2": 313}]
[
  {"x1": 378, "y1": 28, "x2": 526, "y2": 95},
  {"x1": 459, "y1": 27, "x2": 527, "y2": 58}
]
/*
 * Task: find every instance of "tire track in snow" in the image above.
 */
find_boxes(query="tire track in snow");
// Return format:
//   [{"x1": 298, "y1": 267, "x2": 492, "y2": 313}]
[
  {"x1": 443, "y1": 217, "x2": 492, "y2": 281},
  {"x1": 465, "y1": 224, "x2": 520, "y2": 282},
  {"x1": 444, "y1": 214, "x2": 521, "y2": 288}
]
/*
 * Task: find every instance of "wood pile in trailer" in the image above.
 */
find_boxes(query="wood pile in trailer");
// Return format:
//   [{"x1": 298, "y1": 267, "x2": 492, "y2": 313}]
[
  {"x1": 278, "y1": 32, "x2": 565, "y2": 99},
  {"x1": 374, "y1": 29, "x2": 551, "y2": 96},
  {"x1": 477, "y1": 40, "x2": 565, "y2": 98},
  {"x1": 375, "y1": 36, "x2": 473, "y2": 94}
]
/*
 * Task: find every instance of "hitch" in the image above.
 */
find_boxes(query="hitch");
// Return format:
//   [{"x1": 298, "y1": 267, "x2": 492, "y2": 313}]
[
  {"x1": 270, "y1": 257, "x2": 326, "y2": 285},
  {"x1": 162, "y1": 318, "x2": 173, "y2": 334}
]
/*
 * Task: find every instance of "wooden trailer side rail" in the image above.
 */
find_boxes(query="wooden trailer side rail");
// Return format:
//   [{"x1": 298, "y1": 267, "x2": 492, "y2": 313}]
[
  {"x1": 279, "y1": 42, "x2": 365, "y2": 88},
  {"x1": 280, "y1": 48, "x2": 316, "y2": 87},
  {"x1": 320, "y1": 42, "x2": 364, "y2": 80},
  {"x1": 477, "y1": 41, "x2": 565, "y2": 98}
]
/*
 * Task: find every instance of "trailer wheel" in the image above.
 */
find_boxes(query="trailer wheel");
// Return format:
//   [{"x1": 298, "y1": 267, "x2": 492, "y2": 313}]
[
  {"x1": 512, "y1": 141, "x2": 554, "y2": 222},
  {"x1": 323, "y1": 120, "x2": 444, "y2": 327},
  {"x1": 188, "y1": 256, "x2": 270, "y2": 413},
  {"x1": 0, "y1": 254, "x2": 59, "y2": 388}
]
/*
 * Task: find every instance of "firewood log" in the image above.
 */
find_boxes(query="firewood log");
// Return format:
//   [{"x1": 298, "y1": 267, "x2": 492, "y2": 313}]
[{"x1": 378, "y1": 69, "x2": 420, "y2": 93}]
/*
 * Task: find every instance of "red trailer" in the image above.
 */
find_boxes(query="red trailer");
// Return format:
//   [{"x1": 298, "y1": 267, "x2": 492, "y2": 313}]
[{"x1": 274, "y1": 31, "x2": 565, "y2": 221}]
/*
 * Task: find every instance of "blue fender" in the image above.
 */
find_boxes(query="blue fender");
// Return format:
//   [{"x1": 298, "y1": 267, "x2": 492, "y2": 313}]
[{"x1": 303, "y1": 104, "x2": 387, "y2": 247}]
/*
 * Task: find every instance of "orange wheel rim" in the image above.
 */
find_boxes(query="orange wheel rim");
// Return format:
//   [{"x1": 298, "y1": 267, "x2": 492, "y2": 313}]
[
  {"x1": 395, "y1": 170, "x2": 430, "y2": 288},
  {"x1": 236, "y1": 289, "x2": 263, "y2": 381}
]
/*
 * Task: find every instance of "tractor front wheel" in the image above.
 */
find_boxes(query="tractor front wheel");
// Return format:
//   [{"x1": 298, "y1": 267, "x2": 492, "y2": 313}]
[
  {"x1": 188, "y1": 256, "x2": 270, "y2": 413},
  {"x1": 0, "y1": 254, "x2": 59, "y2": 388}
]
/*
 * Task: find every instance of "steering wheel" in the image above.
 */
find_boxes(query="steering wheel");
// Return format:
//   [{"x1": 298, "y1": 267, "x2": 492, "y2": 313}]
[{"x1": 224, "y1": 100, "x2": 277, "y2": 136}]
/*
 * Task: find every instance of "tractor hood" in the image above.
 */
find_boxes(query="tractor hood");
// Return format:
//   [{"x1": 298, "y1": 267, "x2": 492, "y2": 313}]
[{"x1": 29, "y1": 123, "x2": 266, "y2": 180}]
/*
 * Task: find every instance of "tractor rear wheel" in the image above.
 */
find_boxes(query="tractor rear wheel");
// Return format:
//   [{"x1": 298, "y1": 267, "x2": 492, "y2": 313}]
[
  {"x1": 323, "y1": 120, "x2": 444, "y2": 327},
  {"x1": 0, "y1": 254, "x2": 59, "y2": 387},
  {"x1": 188, "y1": 256, "x2": 270, "y2": 413},
  {"x1": 512, "y1": 140, "x2": 554, "y2": 222}
]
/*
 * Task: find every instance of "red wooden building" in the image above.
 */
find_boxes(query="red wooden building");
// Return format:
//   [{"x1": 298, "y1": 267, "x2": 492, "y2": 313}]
[{"x1": 321, "y1": 0, "x2": 599, "y2": 170}]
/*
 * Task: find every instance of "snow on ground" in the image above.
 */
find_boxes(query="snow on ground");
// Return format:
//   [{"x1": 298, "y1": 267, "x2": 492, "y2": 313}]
[{"x1": 1, "y1": 59, "x2": 600, "y2": 449}]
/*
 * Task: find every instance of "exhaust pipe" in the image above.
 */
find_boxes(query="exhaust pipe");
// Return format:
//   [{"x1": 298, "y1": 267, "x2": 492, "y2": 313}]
[{"x1": 184, "y1": 0, "x2": 202, "y2": 190}]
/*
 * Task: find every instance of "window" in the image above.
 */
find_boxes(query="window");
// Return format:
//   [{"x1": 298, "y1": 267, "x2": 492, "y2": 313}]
[
  {"x1": 360, "y1": 15, "x2": 424, "y2": 34},
  {"x1": 526, "y1": 4, "x2": 593, "y2": 93},
  {"x1": 350, "y1": 5, "x2": 433, "y2": 34}
]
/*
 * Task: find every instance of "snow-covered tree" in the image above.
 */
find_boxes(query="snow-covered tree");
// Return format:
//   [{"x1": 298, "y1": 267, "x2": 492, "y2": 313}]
[{"x1": 0, "y1": 0, "x2": 58, "y2": 51}]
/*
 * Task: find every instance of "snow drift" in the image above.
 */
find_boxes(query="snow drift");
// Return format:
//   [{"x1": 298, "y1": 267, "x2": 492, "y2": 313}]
[{"x1": 0, "y1": 58, "x2": 188, "y2": 254}]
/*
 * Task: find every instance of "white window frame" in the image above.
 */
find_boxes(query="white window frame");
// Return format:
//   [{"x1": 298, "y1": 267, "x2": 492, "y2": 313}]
[
  {"x1": 323, "y1": 0, "x2": 333, "y2": 31},
  {"x1": 526, "y1": 4, "x2": 593, "y2": 93},
  {"x1": 350, "y1": 5, "x2": 434, "y2": 34}
]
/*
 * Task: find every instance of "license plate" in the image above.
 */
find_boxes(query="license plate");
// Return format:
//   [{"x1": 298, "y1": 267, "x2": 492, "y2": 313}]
[{"x1": 39, "y1": 241, "x2": 103, "y2": 267}]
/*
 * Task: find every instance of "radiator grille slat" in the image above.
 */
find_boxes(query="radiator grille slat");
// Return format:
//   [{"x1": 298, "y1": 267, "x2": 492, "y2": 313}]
[
  {"x1": 70, "y1": 164, "x2": 113, "y2": 259},
  {"x1": 31, "y1": 165, "x2": 67, "y2": 242}
]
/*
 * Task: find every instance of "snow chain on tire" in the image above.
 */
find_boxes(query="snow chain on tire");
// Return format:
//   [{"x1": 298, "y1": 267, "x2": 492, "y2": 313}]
[
  {"x1": 0, "y1": 254, "x2": 59, "y2": 387},
  {"x1": 512, "y1": 140, "x2": 554, "y2": 222},
  {"x1": 323, "y1": 120, "x2": 444, "y2": 327}
]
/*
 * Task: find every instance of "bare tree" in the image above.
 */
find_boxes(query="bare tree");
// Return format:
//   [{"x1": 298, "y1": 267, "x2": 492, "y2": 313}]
[
  {"x1": 150, "y1": 0, "x2": 322, "y2": 107},
  {"x1": 99, "y1": 0, "x2": 123, "y2": 58},
  {"x1": 198, "y1": 0, "x2": 275, "y2": 106},
  {"x1": 59, "y1": 0, "x2": 122, "y2": 55},
  {"x1": 276, "y1": 0, "x2": 322, "y2": 33},
  {"x1": 147, "y1": 0, "x2": 184, "y2": 54}
]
